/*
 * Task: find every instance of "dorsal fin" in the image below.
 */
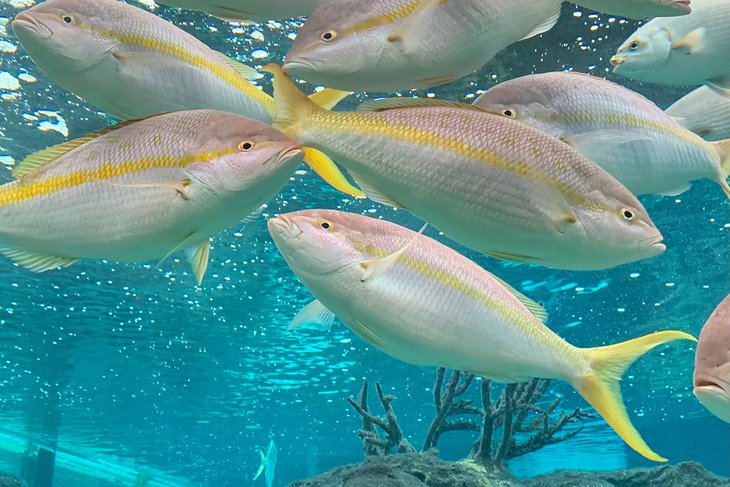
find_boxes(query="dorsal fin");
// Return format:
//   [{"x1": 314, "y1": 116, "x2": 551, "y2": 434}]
[
  {"x1": 490, "y1": 273, "x2": 548, "y2": 322},
  {"x1": 214, "y1": 51, "x2": 263, "y2": 80},
  {"x1": 13, "y1": 118, "x2": 145, "y2": 178},
  {"x1": 357, "y1": 97, "x2": 487, "y2": 113}
]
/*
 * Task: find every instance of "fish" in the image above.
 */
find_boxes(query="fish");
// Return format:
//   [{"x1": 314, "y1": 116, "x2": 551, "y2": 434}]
[
  {"x1": 11, "y1": 0, "x2": 363, "y2": 198},
  {"x1": 694, "y1": 294, "x2": 730, "y2": 423},
  {"x1": 610, "y1": 0, "x2": 730, "y2": 95},
  {"x1": 157, "y1": 0, "x2": 326, "y2": 23},
  {"x1": 667, "y1": 85, "x2": 730, "y2": 142},
  {"x1": 473, "y1": 72, "x2": 730, "y2": 199},
  {"x1": 11, "y1": 0, "x2": 349, "y2": 123},
  {"x1": 253, "y1": 440, "x2": 278, "y2": 487},
  {"x1": 283, "y1": 0, "x2": 563, "y2": 92},
  {"x1": 0, "y1": 110, "x2": 306, "y2": 284},
  {"x1": 268, "y1": 209, "x2": 696, "y2": 461},
  {"x1": 572, "y1": 0, "x2": 691, "y2": 19},
  {"x1": 261, "y1": 64, "x2": 666, "y2": 271}
]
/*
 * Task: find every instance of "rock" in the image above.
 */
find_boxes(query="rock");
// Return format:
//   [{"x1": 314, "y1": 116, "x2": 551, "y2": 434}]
[
  {"x1": 0, "y1": 473, "x2": 27, "y2": 487},
  {"x1": 290, "y1": 456, "x2": 730, "y2": 487},
  {"x1": 289, "y1": 452, "x2": 518, "y2": 487},
  {"x1": 523, "y1": 462, "x2": 730, "y2": 487}
]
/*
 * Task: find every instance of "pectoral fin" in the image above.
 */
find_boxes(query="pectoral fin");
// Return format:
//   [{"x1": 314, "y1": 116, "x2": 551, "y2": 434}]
[
  {"x1": 360, "y1": 224, "x2": 427, "y2": 282},
  {"x1": 288, "y1": 299, "x2": 337, "y2": 331},
  {"x1": 185, "y1": 240, "x2": 210, "y2": 285},
  {"x1": 104, "y1": 179, "x2": 192, "y2": 200},
  {"x1": 0, "y1": 247, "x2": 77, "y2": 273},
  {"x1": 671, "y1": 27, "x2": 706, "y2": 55},
  {"x1": 520, "y1": 7, "x2": 561, "y2": 41},
  {"x1": 253, "y1": 450, "x2": 266, "y2": 481},
  {"x1": 214, "y1": 51, "x2": 263, "y2": 80},
  {"x1": 113, "y1": 51, "x2": 189, "y2": 80},
  {"x1": 484, "y1": 250, "x2": 542, "y2": 265},
  {"x1": 387, "y1": 0, "x2": 443, "y2": 45}
]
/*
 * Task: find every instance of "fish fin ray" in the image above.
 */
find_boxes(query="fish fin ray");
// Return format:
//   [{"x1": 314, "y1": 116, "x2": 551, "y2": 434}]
[
  {"x1": 214, "y1": 51, "x2": 263, "y2": 80},
  {"x1": 574, "y1": 331, "x2": 696, "y2": 462},
  {"x1": 302, "y1": 148, "x2": 364, "y2": 197},
  {"x1": 185, "y1": 239, "x2": 210, "y2": 285},
  {"x1": 260, "y1": 64, "x2": 322, "y2": 135},
  {"x1": 253, "y1": 450, "x2": 265, "y2": 481},
  {"x1": 489, "y1": 274, "x2": 548, "y2": 322},
  {"x1": 707, "y1": 79, "x2": 730, "y2": 99},
  {"x1": 103, "y1": 179, "x2": 192, "y2": 200},
  {"x1": 288, "y1": 299, "x2": 337, "y2": 331},
  {"x1": 307, "y1": 89, "x2": 352, "y2": 110},
  {"x1": 712, "y1": 139, "x2": 730, "y2": 200},
  {"x1": 483, "y1": 250, "x2": 541, "y2": 265},
  {"x1": 13, "y1": 119, "x2": 145, "y2": 178},
  {"x1": 360, "y1": 224, "x2": 427, "y2": 282},
  {"x1": 387, "y1": 0, "x2": 444, "y2": 47},
  {"x1": 520, "y1": 6, "x2": 561, "y2": 41},
  {"x1": 349, "y1": 171, "x2": 403, "y2": 208},
  {"x1": 0, "y1": 247, "x2": 77, "y2": 273},
  {"x1": 656, "y1": 183, "x2": 691, "y2": 197},
  {"x1": 357, "y1": 97, "x2": 486, "y2": 113}
]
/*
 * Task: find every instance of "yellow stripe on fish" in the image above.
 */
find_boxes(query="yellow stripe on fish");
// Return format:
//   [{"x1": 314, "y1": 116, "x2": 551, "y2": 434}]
[
  {"x1": 348, "y1": 236, "x2": 562, "y2": 349},
  {"x1": 343, "y1": 0, "x2": 448, "y2": 37},
  {"x1": 83, "y1": 24, "x2": 274, "y2": 112},
  {"x1": 0, "y1": 148, "x2": 235, "y2": 206},
  {"x1": 310, "y1": 112, "x2": 603, "y2": 210}
]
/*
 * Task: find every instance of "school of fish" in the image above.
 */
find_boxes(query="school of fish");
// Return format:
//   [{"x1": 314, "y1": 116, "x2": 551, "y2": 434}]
[{"x1": 7, "y1": 0, "x2": 729, "y2": 469}]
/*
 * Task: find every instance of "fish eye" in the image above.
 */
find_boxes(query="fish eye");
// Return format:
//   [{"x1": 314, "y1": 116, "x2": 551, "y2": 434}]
[
  {"x1": 502, "y1": 108, "x2": 516, "y2": 118},
  {"x1": 320, "y1": 221, "x2": 331, "y2": 230},
  {"x1": 61, "y1": 15, "x2": 74, "y2": 24},
  {"x1": 629, "y1": 41, "x2": 640, "y2": 50},
  {"x1": 621, "y1": 208, "x2": 635, "y2": 221},
  {"x1": 320, "y1": 30, "x2": 337, "y2": 42},
  {"x1": 238, "y1": 141, "x2": 255, "y2": 152}
]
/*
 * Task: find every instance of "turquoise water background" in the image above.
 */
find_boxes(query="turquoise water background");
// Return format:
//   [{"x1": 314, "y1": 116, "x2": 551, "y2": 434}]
[{"x1": 0, "y1": 1, "x2": 728, "y2": 485}]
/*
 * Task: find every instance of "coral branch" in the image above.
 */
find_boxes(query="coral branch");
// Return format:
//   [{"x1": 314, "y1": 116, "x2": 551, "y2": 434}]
[
  {"x1": 347, "y1": 381, "x2": 415, "y2": 456},
  {"x1": 422, "y1": 369, "x2": 479, "y2": 451}
]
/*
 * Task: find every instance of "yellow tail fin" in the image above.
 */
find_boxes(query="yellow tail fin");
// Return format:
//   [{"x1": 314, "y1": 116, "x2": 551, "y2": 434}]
[
  {"x1": 308, "y1": 89, "x2": 352, "y2": 110},
  {"x1": 260, "y1": 64, "x2": 322, "y2": 136},
  {"x1": 573, "y1": 330, "x2": 696, "y2": 462},
  {"x1": 303, "y1": 148, "x2": 364, "y2": 198},
  {"x1": 714, "y1": 140, "x2": 730, "y2": 200}
]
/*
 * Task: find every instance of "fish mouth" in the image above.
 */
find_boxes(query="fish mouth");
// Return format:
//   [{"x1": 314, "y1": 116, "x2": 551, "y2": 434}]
[
  {"x1": 609, "y1": 56, "x2": 625, "y2": 67},
  {"x1": 272, "y1": 147, "x2": 304, "y2": 167},
  {"x1": 642, "y1": 234, "x2": 666, "y2": 255},
  {"x1": 12, "y1": 12, "x2": 52, "y2": 40},
  {"x1": 283, "y1": 58, "x2": 320, "y2": 75},
  {"x1": 267, "y1": 214, "x2": 303, "y2": 239},
  {"x1": 670, "y1": 0, "x2": 692, "y2": 14}
]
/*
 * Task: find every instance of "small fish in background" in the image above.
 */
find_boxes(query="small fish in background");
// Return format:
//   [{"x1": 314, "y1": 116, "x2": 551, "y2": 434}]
[
  {"x1": 610, "y1": 0, "x2": 730, "y2": 95},
  {"x1": 11, "y1": 0, "x2": 349, "y2": 123},
  {"x1": 473, "y1": 72, "x2": 730, "y2": 200},
  {"x1": 0, "y1": 110, "x2": 306, "y2": 284},
  {"x1": 283, "y1": 0, "x2": 563, "y2": 92},
  {"x1": 253, "y1": 440, "x2": 277, "y2": 487},
  {"x1": 694, "y1": 294, "x2": 730, "y2": 423},
  {"x1": 667, "y1": 86, "x2": 730, "y2": 142},
  {"x1": 262, "y1": 64, "x2": 665, "y2": 271},
  {"x1": 268, "y1": 209, "x2": 696, "y2": 462},
  {"x1": 572, "y1": 0, "x2": 691, "y2": 19},
  {"x1": 156, "y1": 0, "x2": 326, "y2": 23},
  {"x1": 133, "y1": 469, "x2": 149, "y2": 487}
]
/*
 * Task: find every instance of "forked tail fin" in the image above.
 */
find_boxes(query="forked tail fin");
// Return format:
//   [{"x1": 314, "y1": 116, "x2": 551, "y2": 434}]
[
  {"x1": 573, "y1": 330, "x2": 696, "y2": 462},
  {"x1": 253, "y1": 449, "x2": 266, "y2": 481},
  {"x1": 260, "y1": 64, "x2": 322, "y2": 137}
]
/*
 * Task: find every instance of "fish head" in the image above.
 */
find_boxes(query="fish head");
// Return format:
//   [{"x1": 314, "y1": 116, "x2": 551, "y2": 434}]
[
  {"x1": 190, "y1": 113, "x2": 304, "y2": 193},
  {"x1": 610, "y1": 23, "x2": 673, "y2": 76},
  {"x1": 12, "y1": 0, "x2": 119, "y2": 72},
  {"x1": 473, "y1": 76, "x2": 565, "y2": 136},
  {"x1": 283, "y1": 1, "x2": 381, "y2": 88},
  {"x1": 694, "y1": 295, "x2": 730, "y2": 423},
  {"x1": 268, "y1": 209, "x2": 373, "y2": 280},
  {"x1": 576, "y1": 192, "x2": 665, "y2": 267}
]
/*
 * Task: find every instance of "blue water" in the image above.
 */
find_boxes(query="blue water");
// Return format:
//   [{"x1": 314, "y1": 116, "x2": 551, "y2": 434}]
[{"x1": 0, "y1": 2, "x2": 728, "y2": 486}]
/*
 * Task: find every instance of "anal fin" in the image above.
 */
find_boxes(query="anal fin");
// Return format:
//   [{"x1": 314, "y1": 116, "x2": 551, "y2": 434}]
[
  {"x1": 185, "y1": 239, "x2": 210, "y2": 285},
  {"x1": 288, "y1": 299, "x2": 337, "y2": 331},
  {"x1": 1, "y1": 247, "x2": 77, "y2": 273}
]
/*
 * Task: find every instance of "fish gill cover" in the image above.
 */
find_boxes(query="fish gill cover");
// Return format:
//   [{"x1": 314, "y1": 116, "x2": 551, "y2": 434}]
[{"x1": 0, "y1": 1, "x2": 727, "y2": 486}]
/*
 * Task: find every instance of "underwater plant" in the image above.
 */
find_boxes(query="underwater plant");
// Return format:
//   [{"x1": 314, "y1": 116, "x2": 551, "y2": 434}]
[{"x1": 348, "y1": 368, "x2": 594, "y2": 470}]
